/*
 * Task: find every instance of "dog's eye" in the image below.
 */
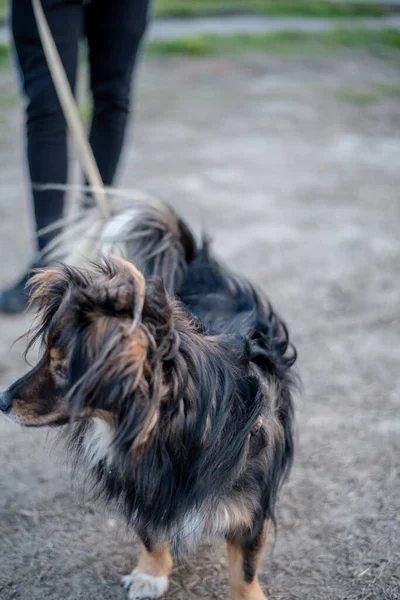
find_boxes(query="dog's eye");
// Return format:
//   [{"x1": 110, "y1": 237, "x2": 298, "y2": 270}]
[{"x1": 54, "y1": 366, "x2": 68, "y2": 380}]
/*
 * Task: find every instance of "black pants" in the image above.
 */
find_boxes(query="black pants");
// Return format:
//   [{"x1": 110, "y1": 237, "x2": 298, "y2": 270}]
[{"x1": 11, "y1": 0, "x2": 149, "y2": 251}]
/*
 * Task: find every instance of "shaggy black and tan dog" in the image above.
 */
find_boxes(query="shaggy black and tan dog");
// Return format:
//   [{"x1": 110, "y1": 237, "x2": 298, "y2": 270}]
[{"x1": 0, "y1": 203, "x2": 297, "y2": 600}]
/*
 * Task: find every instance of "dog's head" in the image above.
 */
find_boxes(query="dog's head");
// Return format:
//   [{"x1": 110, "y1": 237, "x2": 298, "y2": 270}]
[{"x1": 0, "y1": 257, "x2": 177, "y2": 453}]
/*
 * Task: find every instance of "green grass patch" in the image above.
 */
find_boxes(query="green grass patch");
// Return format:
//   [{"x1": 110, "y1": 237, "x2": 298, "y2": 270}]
[
  {"x1": 0, "y1": 92, "x2": 20, "y2": 108},
  {"x1": 335, "y1": 82, "x2": 400, "y2": 103},
  {"x1": 0, "y1": 0, "x2": 396, "y2": 20},
  {"x1": 78, "y1": 99, "x2": 93, "y2": 122},
  {"x1": 149, "y1": 36, "x2": 213, "y2": 55},
  {"x1": 146, "y1": 28, "x2": 400, "y2": 58},
  {"x1": 374, "y1": 82, "x2": 400, "y2": 95},
  {"x1": 0, "y1": 42, "x2": 10, "y2": 68},
  {"x1": 1, "y1": 28, "x2": 400, "y2": 71},
  {"x1": 155, "y1": 0, "x2": 395, "y2": 19},
  {"x1": 0, "y1": 0, "x2": 8, "y2": 21},
  {"x1": 335, "y1": 88, "x2": 383, "y2": 103}
]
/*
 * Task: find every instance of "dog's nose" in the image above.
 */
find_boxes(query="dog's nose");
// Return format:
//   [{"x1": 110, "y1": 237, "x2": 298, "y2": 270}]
[{"x1": 0, "y1": 390, "x2": 12, "y2": 413}]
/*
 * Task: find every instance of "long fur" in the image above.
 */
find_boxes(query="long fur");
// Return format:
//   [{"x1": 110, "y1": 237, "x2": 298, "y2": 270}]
[{"x1": 20, "y1": 202, "x2": 297, "y2": 555}]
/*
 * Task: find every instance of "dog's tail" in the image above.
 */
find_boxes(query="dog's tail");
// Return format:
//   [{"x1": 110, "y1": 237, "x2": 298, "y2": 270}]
[{"x1": 100, "y1": 202, "x2": 197, "y2": 295}]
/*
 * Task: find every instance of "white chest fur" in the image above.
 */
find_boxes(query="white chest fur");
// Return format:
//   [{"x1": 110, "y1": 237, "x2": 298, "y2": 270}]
[{"x1": 83, "y1": 418, "x2": 114, "y2": 468}]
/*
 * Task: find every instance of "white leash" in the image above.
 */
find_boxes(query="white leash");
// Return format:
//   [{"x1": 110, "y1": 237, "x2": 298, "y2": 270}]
[{"x1": 31, "y1": 0, "x2": 110, "y2": 222}]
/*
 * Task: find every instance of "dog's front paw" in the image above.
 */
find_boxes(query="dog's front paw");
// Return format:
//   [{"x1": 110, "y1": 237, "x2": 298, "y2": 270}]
[{"x1": 122, "y1": 569, "x2": 169, "y2": 599}]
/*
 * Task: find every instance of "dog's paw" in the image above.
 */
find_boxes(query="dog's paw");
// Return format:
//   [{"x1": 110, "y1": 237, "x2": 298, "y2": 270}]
[{"x1": 121, "y1": 570, "x2": 169, "y2": 599}]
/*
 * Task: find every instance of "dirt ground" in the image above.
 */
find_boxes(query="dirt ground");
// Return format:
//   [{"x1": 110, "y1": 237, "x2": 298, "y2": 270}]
[{"x1": 0, "y1": 50, "x2": 399, "y2": 600}]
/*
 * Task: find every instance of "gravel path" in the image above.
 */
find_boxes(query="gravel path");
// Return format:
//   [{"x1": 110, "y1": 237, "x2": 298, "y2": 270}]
[{"x1": 0, "y1": 50, "x2": 399, "y2": 600}]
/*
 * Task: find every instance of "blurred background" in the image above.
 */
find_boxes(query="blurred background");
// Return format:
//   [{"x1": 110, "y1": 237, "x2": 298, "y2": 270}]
[{"x1": 0, "y1": 1, "x2": 399, "y2": 599}]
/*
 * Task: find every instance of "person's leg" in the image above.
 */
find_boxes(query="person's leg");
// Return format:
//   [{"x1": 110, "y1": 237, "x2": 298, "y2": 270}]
[
  {"x1": 13, "y1": 0, "x2": 82, "y2": 251},
  {"x1": 85, "y1": 0, "x2": 149, "y2": 192},
  {"x1": 0, "y1": 0, "x2": 82, "y2": 313}
]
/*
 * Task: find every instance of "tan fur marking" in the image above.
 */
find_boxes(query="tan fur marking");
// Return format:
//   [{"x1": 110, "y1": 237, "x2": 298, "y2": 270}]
[
  {"x1": 28, "y1": 267, "x2": 67, "y2": 305},
  {"x1": 83, "y1": 408, "x2": 115, "y2": 426},
  {"x1": 227, "y1": 522, "x2": 269, "y2": 600},
  {"x1": 49, "y1": 347, "x2": 63, "y2": 361},
  {"x1": 111, "y1": 255, "x2": 146, "y2": 324},
  {"x1": 136, "y1": 543, "x2": 173, "y2": 579},
  {"x1": 138, "y1": 409, "x2": 159, "y2": 446},
  {"x1": 49, "y1": 348, "x2": 68, "y2": 381},
  {"x1": 29, "y1": 267, "x2": 59, "y2": 290},
  {"x1": 122, "y1": 327, "x2": 150, "y2": 393},
  {"x1": 13, "y1": 399, "x2": 66, "y2": 426},
  {"x1": 124, "y1": 327, "x2": 149, "y2": 360}
]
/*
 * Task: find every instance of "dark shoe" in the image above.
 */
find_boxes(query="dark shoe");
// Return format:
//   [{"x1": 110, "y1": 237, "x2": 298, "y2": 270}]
[{"x1": 0, "y1": 257, "x2": 43, "y2": 314}]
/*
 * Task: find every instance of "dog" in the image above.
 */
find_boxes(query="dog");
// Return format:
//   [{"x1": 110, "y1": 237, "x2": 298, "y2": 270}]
[{"x1": 0, "y1": 203, "x2": 297, "y2": 600}]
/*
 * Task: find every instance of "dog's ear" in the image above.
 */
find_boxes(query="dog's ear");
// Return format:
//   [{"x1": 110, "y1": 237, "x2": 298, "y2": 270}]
[
  {"x1": 68, "y1": 302, "x2": 160, "y2": 458},
  {"x1": 76, "y1": 257, "x2": 146, "y2": 326},
  {"x1": 67, "y1": 261, "x2": 178, "y2": 457},
  {"x1": 109, "y1": 256, "x2": 145, "y2": 324},
  {"x1": 28, "y1": 265, "x2": 89, "y2": 344},
  {"x1": 29, "y1": 264, "x2": 86, "y2": 306}
]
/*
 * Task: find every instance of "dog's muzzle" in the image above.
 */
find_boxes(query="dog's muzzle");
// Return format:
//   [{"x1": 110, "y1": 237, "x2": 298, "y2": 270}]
[{"x1": 0, "y1": 390, "x2": 12, "y2": 414}]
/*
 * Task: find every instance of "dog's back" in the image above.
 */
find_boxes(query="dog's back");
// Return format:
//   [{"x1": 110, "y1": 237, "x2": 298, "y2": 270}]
[{"x1": 105, "y1": 202, "x2": 296, "y2": 383}]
